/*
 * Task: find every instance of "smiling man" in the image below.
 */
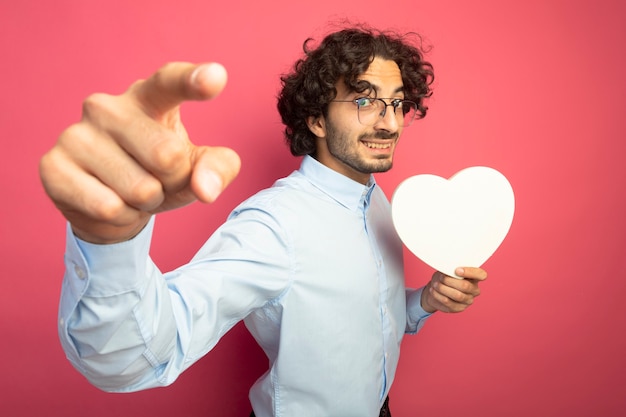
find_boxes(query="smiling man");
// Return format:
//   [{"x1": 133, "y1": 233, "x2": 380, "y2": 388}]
[{"x1": 40, "y1": 25, "x2": 487, "y2": 417}]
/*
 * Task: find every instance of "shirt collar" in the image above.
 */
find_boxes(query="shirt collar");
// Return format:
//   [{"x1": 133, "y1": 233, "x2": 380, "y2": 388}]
[{"x1": 299, "y1": 155, "x2": 377, "y2": 212}]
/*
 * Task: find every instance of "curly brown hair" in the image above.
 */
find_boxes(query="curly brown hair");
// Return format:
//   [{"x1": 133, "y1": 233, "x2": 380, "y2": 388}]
[{"x1": 277, "y1": 25, "x2": 434, "y2": 156}]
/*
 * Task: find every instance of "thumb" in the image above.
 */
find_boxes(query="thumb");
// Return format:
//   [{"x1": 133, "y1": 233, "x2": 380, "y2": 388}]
[{"x1": 190, "y1": 145, "x2": 242, "y2": 203}]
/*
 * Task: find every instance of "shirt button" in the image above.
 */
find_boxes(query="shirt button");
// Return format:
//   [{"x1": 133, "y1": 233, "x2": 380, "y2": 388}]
[
  {"x1": 74, "y1": 264, "x2": 87, "y2": 280},
  {"x1": 59, "y1": 317, "x2": 65, "y2": 327}
]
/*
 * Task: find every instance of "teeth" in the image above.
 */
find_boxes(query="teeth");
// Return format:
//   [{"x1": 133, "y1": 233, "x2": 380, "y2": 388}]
[{"x1": 364, "y1": 142, "x2": 390, "y2": 149}]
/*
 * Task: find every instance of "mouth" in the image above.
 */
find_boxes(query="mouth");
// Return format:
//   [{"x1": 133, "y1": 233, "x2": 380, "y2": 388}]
[
  {"x1": 363, "y1": 141, "x2": 392, "y2": 150},
  {"x1": 359, "y1": 132, "x2": 398, "y2": 152},
  {"x1": 361, "y1": 140, "x2": 395, "y2": 154}
]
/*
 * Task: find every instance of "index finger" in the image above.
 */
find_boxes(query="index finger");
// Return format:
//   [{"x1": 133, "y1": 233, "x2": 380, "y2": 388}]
[{"x1": 131, "y1": 62, "x2": 228, "y2": 119}]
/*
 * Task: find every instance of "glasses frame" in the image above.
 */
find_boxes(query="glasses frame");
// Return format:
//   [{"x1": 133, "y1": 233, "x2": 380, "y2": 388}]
[{"x1": 331, "y1": 97, "x2": 419, "y2": 127}]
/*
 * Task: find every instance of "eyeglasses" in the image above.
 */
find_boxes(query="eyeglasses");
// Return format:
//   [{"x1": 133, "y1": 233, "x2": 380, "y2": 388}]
[{"x1": 331, "y1": 97, "x2": 419, "y2": 127}]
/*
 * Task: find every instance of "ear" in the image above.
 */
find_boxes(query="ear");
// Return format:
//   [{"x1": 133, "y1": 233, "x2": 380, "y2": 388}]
[{"x1": 306, "y1": 115, "x2": 326, "y2": 138}]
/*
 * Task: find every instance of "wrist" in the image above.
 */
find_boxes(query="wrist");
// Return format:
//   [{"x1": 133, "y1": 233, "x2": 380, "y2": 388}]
[
  {"x1": 71, "y1": 216, "x2": 151, "y2": 245},
  {"x1": 420, "y1": 284, "x2": 437, "y2": 314}
]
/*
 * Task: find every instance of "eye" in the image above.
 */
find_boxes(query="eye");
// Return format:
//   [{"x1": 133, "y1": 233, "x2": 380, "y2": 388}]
[{"x1": 355, "y1": 97, "x2": 375, "y2": 108}]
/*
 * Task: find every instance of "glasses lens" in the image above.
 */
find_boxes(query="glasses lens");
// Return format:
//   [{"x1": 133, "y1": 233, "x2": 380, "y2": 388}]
[
  {"x1": 355, "y1": 98, "x2": 380, "y2": 126},
  {"x1": 356, "y1": 99, "x2": 418, "y2": 127}
]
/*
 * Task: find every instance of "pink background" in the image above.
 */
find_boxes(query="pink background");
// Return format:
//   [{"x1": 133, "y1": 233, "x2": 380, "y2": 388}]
[{"x1": 2, "y1": 0, "x2": 625, "y2": 415}]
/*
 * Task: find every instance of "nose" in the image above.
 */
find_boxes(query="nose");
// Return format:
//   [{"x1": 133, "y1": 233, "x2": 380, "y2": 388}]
[{"x1": 375, "y1": 102, "x2": 400, "y2": 131}]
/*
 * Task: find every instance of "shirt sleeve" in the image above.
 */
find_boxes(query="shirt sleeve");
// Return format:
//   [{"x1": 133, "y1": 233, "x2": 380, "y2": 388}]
[
  {"x1": 58, "y1": 208, "x2": 292, "y2": 392},
  {"x1": 405, "y1": 287, "x2": 433, "y2": 334}
]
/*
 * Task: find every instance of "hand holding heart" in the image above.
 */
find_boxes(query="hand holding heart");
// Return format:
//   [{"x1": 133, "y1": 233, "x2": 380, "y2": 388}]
[{"x1": 391, "y1": 166, "x2": 515, "y2": 313}]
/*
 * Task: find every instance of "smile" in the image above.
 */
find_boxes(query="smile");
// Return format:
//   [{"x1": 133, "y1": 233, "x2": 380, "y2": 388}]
[{"x1": 363, "y1": 141, "x2": 392, "y2": 149}]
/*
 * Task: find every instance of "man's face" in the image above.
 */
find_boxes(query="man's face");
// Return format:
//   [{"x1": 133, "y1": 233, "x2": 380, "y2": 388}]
[{"x1": 309, "y1": 57, "x2": 405, "y2": 184}]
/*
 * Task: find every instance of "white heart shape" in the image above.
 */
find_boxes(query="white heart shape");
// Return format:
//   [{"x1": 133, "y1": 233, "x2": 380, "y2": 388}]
[{"x1": 391, "y1": 166, "x2": 515, "y2": 278}]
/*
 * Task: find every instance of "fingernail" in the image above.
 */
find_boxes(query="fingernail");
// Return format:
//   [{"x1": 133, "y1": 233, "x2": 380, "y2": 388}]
[
  {"x1": 456, "y1": 267, "x2": 465, "y2": 276},
  {"x1": 190, "y1": 65, "x2": 201, "y2": 86},
  {"x1": 191, "y1": 63, "x2": 227, "y2": 89},
  {"x1": 190, "y1": 65, "x2": 208, "y2": 86},
  {"x1": 202, "y1": 170, "x2": 223, "y2": 201}
]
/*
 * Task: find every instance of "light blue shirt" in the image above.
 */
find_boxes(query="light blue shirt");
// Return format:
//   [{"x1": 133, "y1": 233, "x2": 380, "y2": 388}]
[{"x1": 58, "y1": 155, "x2": 431, "y2": 417}]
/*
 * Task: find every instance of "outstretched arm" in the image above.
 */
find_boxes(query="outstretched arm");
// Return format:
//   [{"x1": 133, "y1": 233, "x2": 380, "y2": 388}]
[{"x1": 43, "y1": 63, "x2": 256, "y2": 392}]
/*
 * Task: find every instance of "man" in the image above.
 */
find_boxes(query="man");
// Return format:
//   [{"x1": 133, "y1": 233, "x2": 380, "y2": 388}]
[{"x1": 40, "y1": 26, "x2": 487, "y2": 416}]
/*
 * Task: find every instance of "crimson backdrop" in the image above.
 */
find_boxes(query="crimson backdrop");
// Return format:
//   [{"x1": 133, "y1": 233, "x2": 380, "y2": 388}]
[{"x1": 1, "y1": 0, "x2": 625, "y2": 416}]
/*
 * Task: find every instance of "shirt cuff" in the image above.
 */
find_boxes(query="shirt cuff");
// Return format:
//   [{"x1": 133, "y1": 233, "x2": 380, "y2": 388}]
[
  {"x1": 65, "y1": 217, "x2": 156, "y2": 298},
  {"x1": 405, "y1": 287, "x2": 433, "y2": 334}
]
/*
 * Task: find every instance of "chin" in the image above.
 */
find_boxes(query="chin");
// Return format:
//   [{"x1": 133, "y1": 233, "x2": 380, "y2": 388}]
[
  {"x1": 365, "y1": 161, "x2": 393, "y2": 174},
  {"x1": 374, "y1": 165, "x2": 393, "y2": 173}
]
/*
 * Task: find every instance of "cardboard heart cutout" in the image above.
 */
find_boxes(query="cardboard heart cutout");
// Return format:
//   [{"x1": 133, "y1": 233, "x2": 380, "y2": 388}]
[{"x1": 391, "y1": 166, "x2": 515, "y2": 278}]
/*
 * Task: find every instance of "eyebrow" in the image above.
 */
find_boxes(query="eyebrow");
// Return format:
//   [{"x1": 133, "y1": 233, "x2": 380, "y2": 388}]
[{"x1": 361, "y1": 82, "x2": 405, "y2": 97}]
